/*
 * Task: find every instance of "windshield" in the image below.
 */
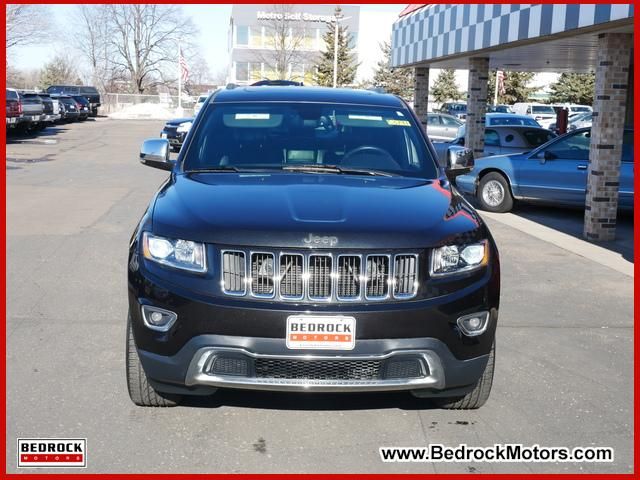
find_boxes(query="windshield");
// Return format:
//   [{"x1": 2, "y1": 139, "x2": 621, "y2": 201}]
[
  {"x1": 532, "y1": 105, "x2": 555, "y2": 115},
  {"x1": 182, "y1": 102, "x2": 439, "y2": 178}
]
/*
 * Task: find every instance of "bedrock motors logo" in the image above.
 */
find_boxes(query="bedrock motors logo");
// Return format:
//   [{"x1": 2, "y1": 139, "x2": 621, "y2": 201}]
[{"x1": 17, "y1": 439, "x2": 87, "y2": 468}]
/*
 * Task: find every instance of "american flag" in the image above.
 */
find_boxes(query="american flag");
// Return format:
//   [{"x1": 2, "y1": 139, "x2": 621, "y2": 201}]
[
  {"x1": 179, "y1": 48, "x2": 189, "y2": 83},
  {"x1": 496, "y1": 70, "x2": 506, "y2": 95}
]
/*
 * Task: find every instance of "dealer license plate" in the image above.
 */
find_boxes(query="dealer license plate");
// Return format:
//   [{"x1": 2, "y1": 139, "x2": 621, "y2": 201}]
[
  {"x1": 160, "y1": 133, "x2": 167, "y2": 139},
  {"x1": 286, "y1": 315, "x2": 356, "y2": 350}
]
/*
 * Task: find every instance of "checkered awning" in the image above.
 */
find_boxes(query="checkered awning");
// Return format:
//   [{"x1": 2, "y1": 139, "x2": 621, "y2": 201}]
[{"x1": 391, "y1": 4, "x2": 635, "y2": 67}]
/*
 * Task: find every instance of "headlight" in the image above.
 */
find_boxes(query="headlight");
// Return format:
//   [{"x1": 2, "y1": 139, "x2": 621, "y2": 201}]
[
  {"x1": 142, "y1": 232, "x2": 207, "y2": 273},
  {"x1": 430, "y1": 240, "x2": 488, "y2": 277},
  {"x1": 176, "y1": 121, "x2": 192, "y2": 133}
]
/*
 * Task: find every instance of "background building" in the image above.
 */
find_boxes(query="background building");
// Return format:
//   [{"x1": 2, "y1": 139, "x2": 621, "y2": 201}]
[{"x1": 228, "y1": 4, "x2": 360, "y2": 85}]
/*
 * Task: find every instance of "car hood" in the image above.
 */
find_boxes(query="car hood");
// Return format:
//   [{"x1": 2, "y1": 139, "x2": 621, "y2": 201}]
[
  {"x1": 150, "y1": 173, "x2": 485, "y2": 249},
  {"x1": 165, "y1": 117, "x2": 194, "y2": 126}
]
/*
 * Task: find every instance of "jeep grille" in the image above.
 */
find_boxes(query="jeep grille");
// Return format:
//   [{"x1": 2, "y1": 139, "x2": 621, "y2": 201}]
[{"x1": 221, "y1": 250, "x2": 419, "y2": 302}]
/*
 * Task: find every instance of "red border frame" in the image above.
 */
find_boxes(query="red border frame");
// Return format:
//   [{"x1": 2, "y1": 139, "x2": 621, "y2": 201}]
[{"x1": 1, "y1": 1, "x2": 638, "y2": 478}]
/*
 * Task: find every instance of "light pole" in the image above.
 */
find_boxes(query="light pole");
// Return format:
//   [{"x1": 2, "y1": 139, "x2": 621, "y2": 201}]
[{"x1": 330, "y1": 15, "x2": 352, "y2": 88}]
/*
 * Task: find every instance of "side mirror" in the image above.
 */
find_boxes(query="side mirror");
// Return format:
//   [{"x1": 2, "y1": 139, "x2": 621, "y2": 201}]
[
  {"x1": 538, "y1": 150, "x2": 556, "y2": 164},
  {"x1": 445, "y1": 145, "x2": 474, "y2": 180},
  {"x1": 140, "y1": 138, "x2": 173, "y2": 171}
]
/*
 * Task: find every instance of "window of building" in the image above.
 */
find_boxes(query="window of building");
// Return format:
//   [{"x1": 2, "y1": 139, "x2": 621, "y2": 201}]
[
  {"x1": 236, "y1": 25, "x2": 249, "y2": 46},
  {"x1": 235, "y1": 62, "x2": 249, "y2": 81}
]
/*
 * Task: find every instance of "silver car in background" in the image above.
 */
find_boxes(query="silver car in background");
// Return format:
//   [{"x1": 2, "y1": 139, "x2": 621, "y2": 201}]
[
  {"x1": 425, "y1": 113, "x2": 463, "y2": 142},
  {"x1": 432, "y1": 125, "x2": 556, "y2": 164}
]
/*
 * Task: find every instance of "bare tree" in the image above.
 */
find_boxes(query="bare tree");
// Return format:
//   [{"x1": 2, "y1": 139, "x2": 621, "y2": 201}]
[
  {"x1": 254, "y1": 4, "x2": 313, "y2": 81},
  {"x1": 104, "y1": 4, "x2": 197, "y2": 93},
  {"x1": 211, "y1": 68, "x2": 229, "y2": 86},
  {"x1": 6, "y1": 5, "x2": 51, "y2": 51},
  {"x1": 72, "y1": 5, "x2": 117, "y2": 91}
]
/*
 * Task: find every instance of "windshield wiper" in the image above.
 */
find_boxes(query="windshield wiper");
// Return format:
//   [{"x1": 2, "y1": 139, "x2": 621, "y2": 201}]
[
  {"x1": 282, "y1": 164, "x2": 396, "y2": 177},
  {"x1": 187, "y1": 166, "x2": 241, "y2": 173}
]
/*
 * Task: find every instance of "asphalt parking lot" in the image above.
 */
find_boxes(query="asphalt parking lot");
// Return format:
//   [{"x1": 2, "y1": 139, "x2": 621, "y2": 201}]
[{"x1": 6, "y1": 119, "x2": 634, "y2": 473}]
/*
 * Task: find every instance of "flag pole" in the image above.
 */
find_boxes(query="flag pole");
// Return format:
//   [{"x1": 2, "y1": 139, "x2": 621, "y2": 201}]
[
  {"x1": 493, "y1": 70, "x2": 499, "y2": 105},
  {"x1": 178, "y1": 42, "x2": 182, "y2": 111}
]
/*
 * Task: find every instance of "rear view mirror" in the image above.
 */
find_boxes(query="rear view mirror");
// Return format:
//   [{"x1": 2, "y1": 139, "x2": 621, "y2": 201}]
[
  {"x1": 445, "y1": 146, "x2": 474, "y2": 180},
  {"x1": 140, "y1": 138, "x2": 173, "y2": 171}
]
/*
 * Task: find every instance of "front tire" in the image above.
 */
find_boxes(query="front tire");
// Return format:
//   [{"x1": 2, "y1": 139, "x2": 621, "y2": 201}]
[
  {"x1": 432, "y1": 341, "x2": 495, "y2": 410},
  {"x1": 477, "y1": 172, "x2": 514, "y2": 213},
  {"x1": 126, "y1": 313, "x2": 182, "y2": 407}
]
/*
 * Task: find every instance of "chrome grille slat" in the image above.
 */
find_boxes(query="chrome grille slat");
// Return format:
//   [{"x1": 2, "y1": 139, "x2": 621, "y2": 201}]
[
  {"x1": 221, "y1": 250, "x2": 418, "y2": 302},
  {"x1": 366, "y1": 255, "x2": 390, "y2": 299},
  {"x1": 251, "y1": 252, "x2": 275, "y2": 297},
  {"x1": 337, "y1": 255, "x2": 361, "y2": 300},
  {"x1": 394, "y1": 254, "x2": 418, "y2": 298},
  {"x1": 280, "y1": 254, "x2": 303, "y2": 299},
  {"x1": 308, "y1": 255, "x2": 332, "y2": 300},
  {"x1": 221, "y1": 251, "x2": 246, "y2": 295}
]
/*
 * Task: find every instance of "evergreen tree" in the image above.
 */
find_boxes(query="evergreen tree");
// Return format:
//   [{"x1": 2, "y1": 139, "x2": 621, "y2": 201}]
[
  {"x1": 430, "y1": 69, "x2": 462, "y2": 103},
  {"x1": 488, "y1": 70, "x2": 536, "y2": 104},
  {"x1": 370, "y1": 40, "x2": 414, "y2": 100},
  {"x1": 39, "y1": 54, "x2": 80, "y2": 89},
  {"x1": 549, "y1": 73, "x2": 595, "y2": 105},
  {"x1": 314, "y1": 6, "x2": 358, "y2": 87}
]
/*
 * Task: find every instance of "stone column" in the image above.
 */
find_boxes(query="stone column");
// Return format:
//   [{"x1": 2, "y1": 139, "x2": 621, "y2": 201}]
[
  {"x1": 413, "y1": 66, "x2": 429, "y2": 132},
  {"x1": 465, "y1": 58, "x2": 489, "y2": 158},
  {"x1": 584, "y1": 33, "x2": 632, "y2": 241}
]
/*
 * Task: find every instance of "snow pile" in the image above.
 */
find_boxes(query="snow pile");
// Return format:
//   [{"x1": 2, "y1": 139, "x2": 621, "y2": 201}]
[{"x1": 109, "y1": 103, "x2": 181, "y2": 120}]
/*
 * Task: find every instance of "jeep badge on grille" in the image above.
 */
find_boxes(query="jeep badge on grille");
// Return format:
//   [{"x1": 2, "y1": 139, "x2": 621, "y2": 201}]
[{"x1": 303, "y1": 234, "x2": 338, "y2": 247}]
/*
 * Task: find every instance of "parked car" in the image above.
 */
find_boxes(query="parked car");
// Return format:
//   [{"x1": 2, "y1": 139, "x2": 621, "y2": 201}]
[
  {"x1": 72, "y1": 96, "x2": 91, "y2": 120},
  {"x1": 37, "y1": 93, "x2": 61, "y2": 125},
  {"x1": 512, "y1": 103, "x2": 556, "y2": 129},
  {"x1": 128, "y1": 86, "x2": 499, "y2": 410},
  {"x1": 438, "y1": 102, "x2": 467, "y2": 120},
  {"x1": 53, "y1": 95, "x2": 80, "y2": 122},
  {"x1": 46, "y1": 85, "x2": 101, "y2": 116},
  {"x1": 160, "y1": 117, "x2": 194, "y2": 152},
  {"x1": 433, "y1": 125, "x2": 556, "y2": 163},
  {"x1": 17, "y1": 91, "x2": 45, "y2": 130},
  {"x1": 456, "y1": 128, "x2": 633, "y2": 213},
  {"x1": 6, "y1": 88, "x2": 25, "y2": 130},
  {"x1": 484, "y1": 112, "x2": 541, "y2": 127},
  {"x1": 549, "y1": 112, "x2": 593, "y2": 133},
  {"x1": 194, "y1": 95, "x2": 208, "y2": 115},
  {"x1": 486, "y1": 104, "x2": 514, "y2": 113},
  {"x1": 425, "y1": 113, "x2": 463, "y2": 141},
  {"x1": 551, "y1": 104, "x2": 592, "y2": 116}
]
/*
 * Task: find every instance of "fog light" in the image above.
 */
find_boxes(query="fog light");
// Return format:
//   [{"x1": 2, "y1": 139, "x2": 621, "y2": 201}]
[
  {"x1": 457, "y1": 311, "x2": 490, "y2": 337},
  {"x1": 141, "y1": 305, "x2": 177, "y2": 332}
]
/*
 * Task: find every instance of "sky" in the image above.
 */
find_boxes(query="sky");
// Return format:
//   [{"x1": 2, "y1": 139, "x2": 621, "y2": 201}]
[
  {"x1": 10, "y1": 4, "x2": 406, "y2": 84},
  {"x1": 10, "y1": 4, "x2": 557, "y2": 91}
]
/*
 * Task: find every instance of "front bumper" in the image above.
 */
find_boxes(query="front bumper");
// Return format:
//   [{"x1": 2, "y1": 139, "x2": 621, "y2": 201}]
[
  {"x1": 160, "y1": 129, "x2": 186, "y2": 147},
  {"x1": 129, "y1": 263, "x2": 498, "y2": 395},
  {"x1": 137, "y1": 334, "x2": 491, "y2": 395}
]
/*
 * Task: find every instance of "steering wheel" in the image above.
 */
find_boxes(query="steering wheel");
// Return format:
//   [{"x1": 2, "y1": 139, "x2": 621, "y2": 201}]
[{"x1": 342, "y1": 146, "x2": 400, "y2": 169}]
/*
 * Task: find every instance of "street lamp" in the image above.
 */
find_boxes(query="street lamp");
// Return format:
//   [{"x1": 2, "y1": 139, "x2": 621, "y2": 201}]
[{"x1": 329, "y1": 15, "x2": 352, "y2": 88}]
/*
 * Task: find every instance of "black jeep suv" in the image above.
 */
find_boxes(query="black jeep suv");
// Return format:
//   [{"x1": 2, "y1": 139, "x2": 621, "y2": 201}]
[{"x1": 128, "y1": 86, "x2": 500, "y2": 409}]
